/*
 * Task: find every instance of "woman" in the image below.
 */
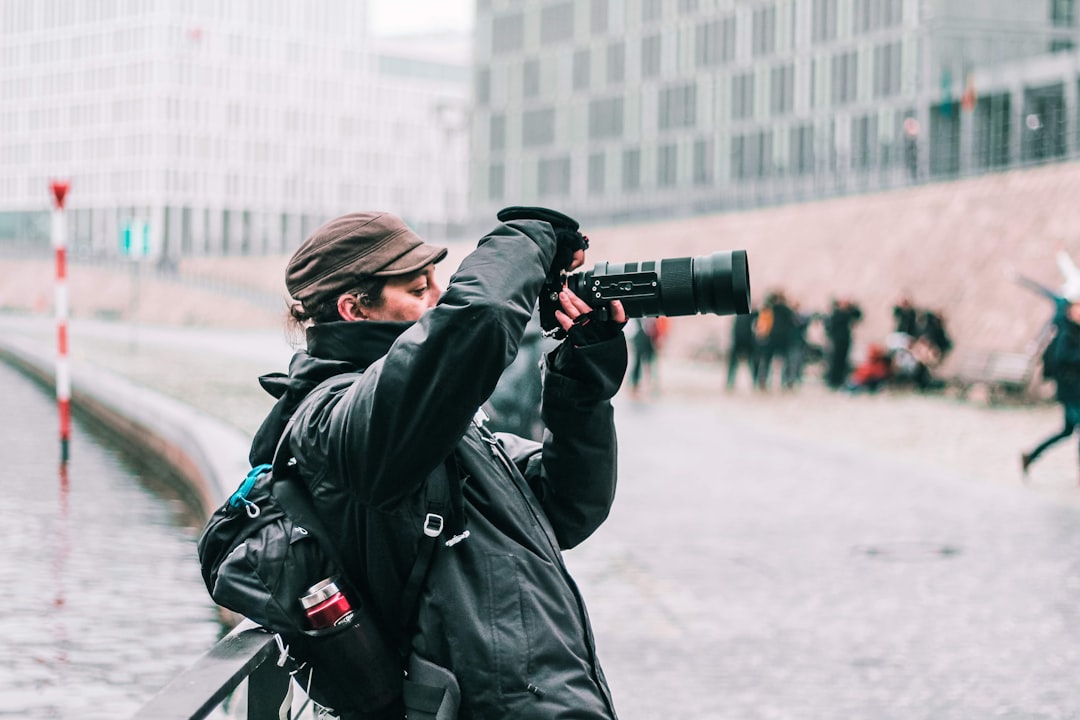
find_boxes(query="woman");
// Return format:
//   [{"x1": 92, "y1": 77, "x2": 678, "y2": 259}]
[{"x1": 1017, "y1": 274, "x2": 1080, "y2": 480}]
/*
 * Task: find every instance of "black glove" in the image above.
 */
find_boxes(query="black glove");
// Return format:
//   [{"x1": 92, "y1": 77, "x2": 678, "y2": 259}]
[
  {"x1": 498, "y1": 206, "x2": 591, "y2": 335},
  {"x1": 563, "y1": 310, "x2": 626, "y2": 347},
  {"x1": 496, "y1": 206, "x2": 589, "y2": 275}
]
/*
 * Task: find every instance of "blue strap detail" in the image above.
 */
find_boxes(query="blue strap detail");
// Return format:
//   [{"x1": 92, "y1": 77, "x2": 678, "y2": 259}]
[{"x1": 228, "y1": 463, "x2": 272, "y2": 509}]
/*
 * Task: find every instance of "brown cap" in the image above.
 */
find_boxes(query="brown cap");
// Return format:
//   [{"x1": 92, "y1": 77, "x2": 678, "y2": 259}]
[{"x1": 286, "y1": 212, "x2": 447, "y2": 304}]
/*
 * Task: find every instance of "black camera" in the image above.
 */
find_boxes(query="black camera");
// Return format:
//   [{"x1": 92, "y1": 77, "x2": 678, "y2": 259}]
[{"x1": 558, "y1": 250, "x2": 751, "y2": 319}]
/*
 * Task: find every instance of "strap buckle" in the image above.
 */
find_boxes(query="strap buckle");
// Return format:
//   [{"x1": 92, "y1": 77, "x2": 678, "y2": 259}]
[{"x1": 424, "y1": 513, "x2": 444, "y2": 538}]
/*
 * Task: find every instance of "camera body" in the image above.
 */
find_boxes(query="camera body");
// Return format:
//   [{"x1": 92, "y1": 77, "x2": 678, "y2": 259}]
[{"x1": 543, "y1": 250, "x2": 751, "y2": 321}]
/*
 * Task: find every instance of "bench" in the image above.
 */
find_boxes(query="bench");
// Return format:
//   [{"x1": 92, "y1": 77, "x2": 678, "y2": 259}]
[{"x1": 949, "y1": 350, "x2": 1039, "y2": 403}]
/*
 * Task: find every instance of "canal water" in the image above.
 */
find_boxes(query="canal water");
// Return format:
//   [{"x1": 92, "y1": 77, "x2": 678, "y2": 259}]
[{"x1": 0, "y1": 359, "x2": 223, "y2": 719}]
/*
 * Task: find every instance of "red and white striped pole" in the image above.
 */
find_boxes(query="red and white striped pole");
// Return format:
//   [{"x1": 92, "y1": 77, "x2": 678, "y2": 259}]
[{"x1": 49, "y1": 179, "x2": 71, "y2": 463}]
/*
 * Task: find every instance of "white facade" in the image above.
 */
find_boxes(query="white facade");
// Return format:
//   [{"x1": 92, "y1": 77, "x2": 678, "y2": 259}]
[
  {"x1": 469, "y1": 0, "x2": 1080, "y2": 225},
  {"x1": 0, "y1": 0, "x2": 470, "y2": 257}
]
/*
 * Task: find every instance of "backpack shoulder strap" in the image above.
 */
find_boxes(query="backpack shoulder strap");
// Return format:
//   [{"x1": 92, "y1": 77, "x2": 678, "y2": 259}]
[
  {"x1": 269, "y1": 371, "x2": 470, "y2": 660},
  {"x1": 397, "y1": 453, "x2": 468, "y2": 658}
]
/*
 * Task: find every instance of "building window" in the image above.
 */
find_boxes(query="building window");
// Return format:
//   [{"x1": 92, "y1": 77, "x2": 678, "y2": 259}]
[
  {"x1": 642, "y1": 0, "x2": 662, "y2": 23},
  {"x1": 752, "y1": 5, "x2": 776, "y2": 57},
  {"x1": 693, "y1": 139, "x2": 713, "y2": 185},
  {"x1": 540, "y1": 2, "x2": 574, "y2": 45},
  {"x1": 538, "y1": 156, "x2": 571, "y2": 196},
  {"x1": 831, "y1": 50, "x2": 857, "y2": 105},
  {"x1": 658, "y1": 143, "x2": 678, "y2": 186},
  {"x1": 573, "y1": 49, "x2": 591, "y2": 90},
  {"x1": 789, "y1": 124, "x2": 815, "y2": 175},
  {"x1": 588, "y1": 152, "x2": 605, "y2": 194},
  {"x1": 770, "y1": 63, "x2": 794, "y2": 115},
  {"x1": 696, "y1": 17, "x2": 736, "y2": 67},
  {"x1": 490, "y1": 114, "x2": 506, "y2": 151},
  {"x1": 812, "y1": 0, "x2": 838, "y2": 44},
  {"x1": 731, "y1": 131, "x2": 774, "y2": 179},
  {"x1": 623, "y1": 148, "x2": 642, "y2": 189},
  {"x1": 678, "y1": 0, "x2": 699, "y2": 13},
  {"x1": 489, "y1": 163, "x2": 505, "y2": 200},
  {"x1": 851, "y1": 113, "x2": 879, "y2": 169},
  {"x1": 1052, "y1": 0, "x2": 1076, "y2": 25},
  {"x1": 522, "y1": 107, "x2": 556, "y2": 147},
  {"x1": 659, "y1": 82, "x2": 696, "y2": 130},
  {"x1": 607, "y1": 41, "x2": 625, "y2": 84},
  {"x1": 589, "y1": 96, "x2": 624, "y2": 139},
  {"x1": 732, "y1": 72, "x2": 754, "y2": 121},
  {"x1": 873, "y1": 42, "x2": 901, "y2": 98},
  {"x1": 492, "y1": 12, "x2": 524, "y2": 55},
  {"x1": 855, "y1": 0, "x2": 904, "y2": 32},
  {"x1": 591, "y1": 0, "x2": 609, "y2": 34},
  {"x1": 523, "y1": 59, "x2": 540, "y2": 98},
  {"x1": 642, "y1": 34, "x2": 661, "y2": 78}
]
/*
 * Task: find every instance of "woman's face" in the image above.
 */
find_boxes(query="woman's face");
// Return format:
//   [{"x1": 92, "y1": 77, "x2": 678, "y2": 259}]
[
  {"x1": 1068, "y1": 302, "x2": 1080, "y2": 325},
  {"x1": 362, "y1": 265, "x2": 441, "y2": 322}
]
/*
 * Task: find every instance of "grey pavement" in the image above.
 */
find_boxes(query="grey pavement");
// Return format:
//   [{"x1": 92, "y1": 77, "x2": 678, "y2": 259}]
[{"x1": 3, "y1": 313, "x2": 1080, "y2": 718}]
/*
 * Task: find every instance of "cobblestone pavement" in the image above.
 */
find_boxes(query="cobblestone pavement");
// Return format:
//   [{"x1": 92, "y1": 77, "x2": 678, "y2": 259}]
[{"x1": 4, "y1": 315, "x2": 1080, "y2": 718}]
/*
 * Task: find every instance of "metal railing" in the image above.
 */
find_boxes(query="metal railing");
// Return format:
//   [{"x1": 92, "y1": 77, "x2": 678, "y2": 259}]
[{"x1": 132, "y1": 621, "x2": 293, "y2": 720}]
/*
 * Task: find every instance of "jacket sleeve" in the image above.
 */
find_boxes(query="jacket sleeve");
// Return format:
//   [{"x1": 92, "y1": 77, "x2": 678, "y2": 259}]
[
  {"x1": 292, "y1": 220, "x2": 557, "y2": 509},
  {"x1": 526, "y1": 333, "x2": 628, "y2": 549}
]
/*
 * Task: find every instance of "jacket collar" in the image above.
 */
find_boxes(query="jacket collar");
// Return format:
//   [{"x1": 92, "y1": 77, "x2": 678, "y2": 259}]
[
  {"x1": 305, "y1": 319, "x2": 413, "y2": 369},
  {"x1": 249, "y1": 320, "x2": 412, "y2": 465}
]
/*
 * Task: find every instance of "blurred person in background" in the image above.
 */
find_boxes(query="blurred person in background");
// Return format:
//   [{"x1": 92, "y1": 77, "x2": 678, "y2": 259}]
[
  {"x1": 824, "y1": 297, "x2": 863, "y2": 389},
  {"x1": 918, "y1": 309, "x2": 953, "y2": 363},
  {"x1": 845, "y1": 343, "x2": 892, "y2": 394},
  {"x1": 627, "y1": 316, "x2": 667, "y2": 398},
  {"x1": 1015, "y1": 272, "x2": 1080, "y2": 481},
  {"x1": 754, "y1": 291, "x2": 796, "y2": 391},
  {"x1": 892, "y1": 295, "x2": 919, "y2": 336},
  {"x1": 727, "y1": 307, "x2": 758, "y2": 390}
]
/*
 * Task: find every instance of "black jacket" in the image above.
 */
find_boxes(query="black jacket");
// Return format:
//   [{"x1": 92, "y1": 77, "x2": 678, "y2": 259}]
[
  {"x1": 250, "y1": 219, "x2": 626, "y2": 719},
  {"x1": 1048, "y1": 299, "x2": 1080, "y2": 405}
]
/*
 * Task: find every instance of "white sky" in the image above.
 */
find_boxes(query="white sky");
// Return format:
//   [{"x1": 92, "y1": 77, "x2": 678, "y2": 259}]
[{"x1": 369, "y1": 0, "x2": 475, "y2": 36}]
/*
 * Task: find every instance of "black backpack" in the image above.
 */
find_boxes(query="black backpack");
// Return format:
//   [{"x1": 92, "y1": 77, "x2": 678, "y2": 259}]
[{"x1": 197, "y1": 375, "x2": 467, "y2": 718}]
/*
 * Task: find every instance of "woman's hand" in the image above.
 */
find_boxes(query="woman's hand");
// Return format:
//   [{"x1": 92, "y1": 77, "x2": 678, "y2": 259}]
[{"x1": 554, "y1": 286, "x2": 627, "y2": 333}]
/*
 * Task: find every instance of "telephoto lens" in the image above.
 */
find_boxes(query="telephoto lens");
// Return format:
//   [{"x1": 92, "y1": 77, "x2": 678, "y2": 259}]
[{"x1": 566, "y1": 250, "x2": 751, "y2": 319}]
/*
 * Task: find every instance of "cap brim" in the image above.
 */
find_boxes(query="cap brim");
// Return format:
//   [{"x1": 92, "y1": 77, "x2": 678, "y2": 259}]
[{"x1": 372, "y1": 243, "x2": 448, "y2": 277}]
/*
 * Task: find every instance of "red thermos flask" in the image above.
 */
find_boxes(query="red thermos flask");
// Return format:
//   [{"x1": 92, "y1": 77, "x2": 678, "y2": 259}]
[{"x1": 300, "y1": 578, "x2": 355, "y2": 629}]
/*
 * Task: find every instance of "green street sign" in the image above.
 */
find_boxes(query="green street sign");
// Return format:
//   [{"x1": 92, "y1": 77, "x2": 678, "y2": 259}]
[{"x1": 120, "y1": 220, "x2": 151, "y2": 258}]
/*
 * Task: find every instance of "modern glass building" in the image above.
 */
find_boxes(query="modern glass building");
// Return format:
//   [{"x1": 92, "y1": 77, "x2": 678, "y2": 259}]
[
  {"x1": 0, "y1": 0, "x2": 470, "y2": 258},
  {"x1": 469, "y1": 0, "x2": 1080, "y2": 225}
]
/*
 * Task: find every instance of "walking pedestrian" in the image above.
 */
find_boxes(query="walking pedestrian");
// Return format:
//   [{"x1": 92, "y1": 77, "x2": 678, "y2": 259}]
[
  {"x1": 253, "y1": 208, "x2": 627, "y2": 718},
  {"x1": 824, "y1": 297, "x2": 863, "y2": 390},
  {"x1": 727, "y1": 310, "x2": 757, "y2": 390},
  {"x1": 755, "y1": 291, "x2": 796, "y2": 391},
  {"x1": 630, "y1": 319, "x2": 660, "y2": 399},
  {"x1": 1016, "y1": 275, "x2": 1080, "y2": 482}
]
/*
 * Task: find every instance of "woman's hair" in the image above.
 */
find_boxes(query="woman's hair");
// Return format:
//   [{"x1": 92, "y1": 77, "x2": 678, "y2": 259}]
[{"x1": 287, "y1": 275, "x2": 389, "y2": 331}]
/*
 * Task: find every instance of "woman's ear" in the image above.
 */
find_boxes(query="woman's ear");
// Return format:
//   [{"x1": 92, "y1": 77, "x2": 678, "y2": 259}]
[{"x1": 337, "y1": 293, "x2": 367, "y2": 321}]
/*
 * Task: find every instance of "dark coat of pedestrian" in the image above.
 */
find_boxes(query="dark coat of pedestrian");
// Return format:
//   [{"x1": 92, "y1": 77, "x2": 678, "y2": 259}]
[
  {"x1": 755, "y1": 292, "x2": 797, "y2": 390},
  {"x1": 824, "y1": 298, "x2": 863, "y2": 389},
  {"x1": 727, "y1": 310, "x2": 757, "y2": 389},
  {"x1": 892, "y1": 297, "x2": 919, "y2": 336},
  {"x1": 253, "y1": 210, "x2": 627, "y2": 719},
  {"x1": 918, "y1": 310, "x2": 953, "y2": 362}
]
